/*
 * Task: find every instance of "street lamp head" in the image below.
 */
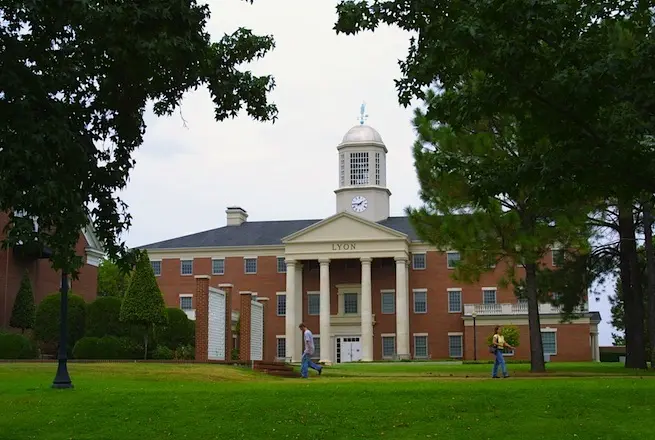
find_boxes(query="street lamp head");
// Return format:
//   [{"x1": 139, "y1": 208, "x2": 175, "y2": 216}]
[{"x1": 471, "y1": 311, "x2": 477, "y2": 318}]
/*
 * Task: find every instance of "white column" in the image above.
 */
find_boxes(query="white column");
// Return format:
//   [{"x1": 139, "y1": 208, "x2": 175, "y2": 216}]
[
  {"x1": 319, "y1": 259, "x2": 332, "y2": 364},
  {"x1": 295, "y1": 263, "x2": 303, "y2": 361},
  {"x1": 360, "y1": 257, "x2": 374, "y2": 362},
  {"x1": 592, "y1": 332, "x2": 600, "y2": 362},
  {"x1": 284, "y1": 259, "x2": 297, "y2": 362},
  {"x1": 395, "y1": 256, "x2": 410, "y2": 359}
]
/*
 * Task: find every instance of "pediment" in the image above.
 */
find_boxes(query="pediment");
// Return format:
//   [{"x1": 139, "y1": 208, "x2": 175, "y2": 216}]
[{"x1": 282, "y1": 212, "x2": 407, "y2": 244}]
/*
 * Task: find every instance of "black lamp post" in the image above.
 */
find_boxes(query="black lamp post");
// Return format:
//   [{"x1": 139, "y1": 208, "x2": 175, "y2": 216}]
[
  {"x1": 472, "y1": 311, "x2": 478, "y2": 361},
  {"x1": 52, "y1": 272, "x2": 73, "y2": 389}
]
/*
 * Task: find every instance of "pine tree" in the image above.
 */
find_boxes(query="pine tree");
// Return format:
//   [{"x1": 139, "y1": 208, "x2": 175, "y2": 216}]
[
  {"x1": 10, "y1": 271, "x2": 36, "y2": 333},
  {"x1": 120, "y1": 251, "x2": 167, "y2": 359}
]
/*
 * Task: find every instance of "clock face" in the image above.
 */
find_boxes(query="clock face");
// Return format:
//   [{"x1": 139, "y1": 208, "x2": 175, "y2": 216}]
[{"x1": 351, "y1": 196, "x2": 368, "y2": 213}]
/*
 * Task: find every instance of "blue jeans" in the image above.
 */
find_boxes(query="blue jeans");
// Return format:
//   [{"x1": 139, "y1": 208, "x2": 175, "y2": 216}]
[
  {"x1": 300, "y1": 353, "x2": 322, "y2": 378},
  {"x1": 492, "y1": 349, "x2": 508, "y2": 377}
]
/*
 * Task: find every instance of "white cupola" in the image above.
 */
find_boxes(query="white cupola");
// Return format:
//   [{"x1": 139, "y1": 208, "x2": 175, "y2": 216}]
[{"x1": 334, "y1": 104, "x2": 391, "y2": 222}]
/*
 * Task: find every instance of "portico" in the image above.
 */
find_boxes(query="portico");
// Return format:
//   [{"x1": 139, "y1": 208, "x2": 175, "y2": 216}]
[{"x1": 282, "y1": 212, "x2": 410, "y2": 364}]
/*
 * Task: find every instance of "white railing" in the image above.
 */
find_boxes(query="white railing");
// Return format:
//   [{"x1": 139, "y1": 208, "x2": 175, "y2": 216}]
[{"x1": 463, "y1": 302, "x2": 588, "y2": 316}]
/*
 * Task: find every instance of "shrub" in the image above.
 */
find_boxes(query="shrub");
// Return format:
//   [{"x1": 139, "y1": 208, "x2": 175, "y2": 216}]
[
  {"x1": 176, "y1": 344, "x2": 195, "y2": 360},
  {"x1": 153, "y1": 345, "x2": 174, "y2": 360},
  {"x1": 0, "y1": 333, "x2": 38, "y2": 359},
  {"x1": 9, "y1": 271, "x2": 36, "y2": 333},
  {"x1": 86, "y1": 296, "x2": 127, "y2": 337},
  {"x1": 157, "y1": 308, "x2": 194, "y2": 350},
  {"x1": 486, "y1": 325, "x2": 520, "y2": 349},
  {"x1": 72, "y1": 337, "x2": 103, "y2": 359},
  {"x1": 34, "y1": 292, "x2": 86, "y2": 356},
  {"x1": 73, "y1": 336, "x2": 145, "y2": 359}
]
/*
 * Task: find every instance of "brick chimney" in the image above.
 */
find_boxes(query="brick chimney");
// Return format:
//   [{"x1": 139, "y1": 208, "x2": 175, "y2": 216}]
[{"x1": 226, "y1": 207, "x2": 248, "y2": 226}]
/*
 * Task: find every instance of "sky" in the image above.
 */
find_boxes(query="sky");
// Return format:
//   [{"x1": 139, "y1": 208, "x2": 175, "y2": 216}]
[{"x1": 120, "y1": 0, "x2": 616, "y2": 345}]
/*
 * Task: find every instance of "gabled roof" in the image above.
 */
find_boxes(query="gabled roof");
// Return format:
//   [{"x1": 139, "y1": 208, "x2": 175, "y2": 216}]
[
  {"x1": 282, "y1": 212, "x2": 408, "y2": 243},
  {"x1": 137, "y1": 216, "x2": 419, "y2": 250}
]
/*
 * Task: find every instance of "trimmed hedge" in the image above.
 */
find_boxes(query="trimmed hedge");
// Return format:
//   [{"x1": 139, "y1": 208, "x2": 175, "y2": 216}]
[
  {"x1": 9, "y1": 271, "x2": 36, "y2": 332},
  {"x1": 0, "y1": 333, "x2": 38, "y2": 359},
  {"x1": 157, "y1": 308, "x2": 194, "y2": 351},
  {"x1": 34, "y1": 292, "x2": 86, "y2": 356},
  {"x1": 86, "y1": 296, "x2": 127, "y2": 337},
  {"x1": 73, "y1": 336, "x2": 145, "y2": 360},
  {"x1": 153, "y1": 345, "x2": 174, "y2": 360}
]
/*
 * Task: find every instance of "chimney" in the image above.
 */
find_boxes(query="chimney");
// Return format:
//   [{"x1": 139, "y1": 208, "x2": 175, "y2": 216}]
[{"x1": 226, "y1": 207, "x2": 248, "y2": 226}]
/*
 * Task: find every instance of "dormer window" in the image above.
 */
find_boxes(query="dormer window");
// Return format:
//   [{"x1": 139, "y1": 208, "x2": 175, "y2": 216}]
[{"x1": 350, "y1": 152, "x2": 369, "y2": 185}]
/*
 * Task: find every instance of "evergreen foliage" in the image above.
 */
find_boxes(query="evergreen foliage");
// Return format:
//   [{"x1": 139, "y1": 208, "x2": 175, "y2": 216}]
[{"x1": 9, "y1": 271, "x2": 36, "y2": 333}]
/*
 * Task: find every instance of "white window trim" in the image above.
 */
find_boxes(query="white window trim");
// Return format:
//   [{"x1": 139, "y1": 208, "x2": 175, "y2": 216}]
[
  {"x1": 307, "y1": 291, "x2": 320, "y2": 316},
  {"x1": 447, "y1": 288, "x2": 462, "y2": 313},
  {"x1": 380, "y1": 289, "x2": 395, "y2": 314},
  {"x1": 243, "y1": 256, "x2": 258, "y2": 274},
  {"x1": 412, "y1": 288, "x2": 428, "y2": 314},
  {"x1": 150, "y1": 259, "x2": 162, "y2": 277},
  {"x1": 275, "y1": 335, "x2": 286, "y2": 360},
  {"x1": 336, "y1": 284, "x2": 361, "y2": 316},
  {"x1": 446, "y1": 251, "x2": 460, "y2": 269},
  {"x1": 276, "y1": 256, "x2": 286, "y2": 273},
  {"x1": 179, "y1": 294, "x2": 193, "y2": 310},
  {"x1": 482, "y1": 287, "x2": 497, "y2": 304},
  {"x1": 381, "y1": 333, "x2": 396, "y2": 359},
  {"x1": 275, "y1": 292, "x2": 286, "y2": 317},
  {"x1": 447, "y1": 333, "x2": 464, "y2": 358},
  {"x1": 180, "y1": 259, "x2": 193, "y2": 276},
  {"x1": 211, "y1": 257, "x2": 225, "y2": 275},
  {"x1": 413, "y1": 333, "x2": 429, "y2": 359},
  {"x1": 541, "y1": 328, "x2": 558, "y2": 355},
  {"x1": 412, "y1": 253, "x2": 427, "y2": 270}
]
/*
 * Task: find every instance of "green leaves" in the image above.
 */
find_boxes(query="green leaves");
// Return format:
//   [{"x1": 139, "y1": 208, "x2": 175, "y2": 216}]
[
  {"x1": 1, "y1": 0, "x2": 277, "y2": 274},
  {"x1": 120, "y1": 251, "x2": 167, "y2": 327},
  {"x1": 9, "y1": 271, "x2": 36, "y2": 332}
]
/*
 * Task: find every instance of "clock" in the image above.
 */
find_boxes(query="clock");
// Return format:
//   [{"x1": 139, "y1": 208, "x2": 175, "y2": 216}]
[{"x1": 351, "y1": 196, "x2": 368, "y2": 213}]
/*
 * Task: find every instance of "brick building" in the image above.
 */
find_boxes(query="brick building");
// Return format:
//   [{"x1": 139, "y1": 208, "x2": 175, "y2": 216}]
[
  {"x1": 0, "y1": 212, "x2": 103, "y2": 328},
  {"x1": 139, "y1": 123, "x2": 601, "y2": 364}
]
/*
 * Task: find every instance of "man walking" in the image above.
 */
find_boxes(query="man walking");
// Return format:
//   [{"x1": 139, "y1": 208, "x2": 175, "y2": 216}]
[{"x1": 299, "y1": 323, "x2": 323, "y2": 378}]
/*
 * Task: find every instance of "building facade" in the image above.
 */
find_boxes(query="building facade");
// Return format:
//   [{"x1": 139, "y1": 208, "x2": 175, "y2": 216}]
[
  {"x1": 0, "y1": 212, "x2": 103, "y2": 328},
  {"x1": 140, "y1": 123, "x2": 601, "y2": 364}
]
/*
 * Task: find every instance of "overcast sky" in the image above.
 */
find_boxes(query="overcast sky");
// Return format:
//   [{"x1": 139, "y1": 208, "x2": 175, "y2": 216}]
[{"x1": 120, "y1": 0, "x2": 615, "y2": 345}]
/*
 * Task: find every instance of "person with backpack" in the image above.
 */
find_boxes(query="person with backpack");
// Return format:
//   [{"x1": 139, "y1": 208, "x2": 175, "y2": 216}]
[{"x1": 491, "y1": 326, "x2": 514, "y2": 378}]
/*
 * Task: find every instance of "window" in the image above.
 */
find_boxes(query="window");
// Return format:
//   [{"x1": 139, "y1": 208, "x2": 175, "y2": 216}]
[
  {"x1": 180, "y1": 259, "x2": 193, "y2": 276},
  {"x1": 375, "y1": 153, "x2": 380, "y2": 185},
  {"x1": 276, "y1": 294, "x2": 286, "y2": 316},
  {"x1": 448, "y1": 334, "x2": 463, "y2": 358},
  {"x1": 552, "y1": 249, "x2": 565, "y2": 267},
  {"x1": 340, "y1": 153, "x2": 345, "y2": 186},
  {"x1": 276, "y1": 337, "x2": 286, "y2": 359},
  {"x1": 542, "y1": 330, "x2": 557, "y2": 355},
  {"x1": 412, "y1": 253, "x2": 426, "y2": 270},
  {"x1": 448, "y1": 289, "x2": 462, "y2": 313},
  {"x1": 414, "y1": 335, "x2": 428, "y2": 359},
  {"x1": 413, "y1": 289, "x2": 427, "y2": 314},
  {"x1": 276, "y1": 257, "x2": 287, "y2": 273},
  {"x1": 179, "y1": 295, "x2": 193, "y2": 310},
  {"x1": 344, "y1": 293, "x2": 358, "y2": 314},
  {"x1": 308, "y1": 293, "x2": 320, "y2": 316},
  {"x1": 212, "y1": 258, "x2": 224, "y2": 275},
  {"x1": 482, "y1": 288, "x2": 497, "y2": 305},
  {"x1": 151, "y1": 261, "x2": 161, "y2": 276},
  {"x1": 244, "y1": 258, "x2": 257, "y2": 274},
  {"x1": 447, "y1": 251, "x2": 460, "y2": 269},
  {"x1": 382, "y1": 335, "x2": 396, "y2": 358},
  {"x1": 312, "y1": 336, "x2": 321, "y2": 359},
  {"x1": 349, "y1": 152, "x2": 369, "y2": 185},
  {"x1": 381, "y1": 290, "x2": 395, "y2": 314}
]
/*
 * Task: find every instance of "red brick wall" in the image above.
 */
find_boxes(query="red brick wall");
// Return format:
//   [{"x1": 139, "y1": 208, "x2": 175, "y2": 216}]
[
  {"x1": 463, "y1": 322, "x2": 593, "y2": 362},
  {"x1": 0, "y1": 212, "x2": 98, "y2": 328},
  {"x1": 152, "y1": 249, "x2": 585, "y2": 362}
]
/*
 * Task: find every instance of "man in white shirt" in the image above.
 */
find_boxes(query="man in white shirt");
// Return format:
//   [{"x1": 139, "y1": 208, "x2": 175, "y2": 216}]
[{"x1": 299, "y1": 323, "x2": 323, "y2": 378}]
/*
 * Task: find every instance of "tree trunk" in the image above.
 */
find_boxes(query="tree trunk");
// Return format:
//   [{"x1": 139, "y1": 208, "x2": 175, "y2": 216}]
[
  {"x1": 144, "y1": 331, "x2": 149, "y2": 360},
  {"x1": 618, "y1": 201, "x2": 647, "y2": 369},
  {"x1": 643, "y1": 200, "x2": 655, "y2": 368},
  {"x1": 525, "y1": 262, "x2": 546, "y2": 372}
]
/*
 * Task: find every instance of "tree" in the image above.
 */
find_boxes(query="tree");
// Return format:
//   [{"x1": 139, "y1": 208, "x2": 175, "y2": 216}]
[
  {"x1": 486, "y1": 325, "x2": 520, "y2": 351},
  {"x1": 9, "y1": 271, "x2": 36, "y2": 333},
  {"x1": 34, "y1": 292, "x2": 87, "y2": 356},
  {"x1": 407, "y1": 105, "x2": 590, "y2": 372},
  {"x1": 334, "y1": 0, "x2": 655, "y2": 369},
  {"x1": 157, "y1": 308, "x2": 194, "y2": 353},
  {"x1": 97, "y1": 259, "x2": 129, "y2": 298},
  {"x1": 86, "y1": 296, "x2": 127, "y2": 338},
  {"x1": 120, "y1": 251, "x2": 167, "y2": 359},
  {"x1": 1, "y1": 0, "x2": 277, "y2": 386}
]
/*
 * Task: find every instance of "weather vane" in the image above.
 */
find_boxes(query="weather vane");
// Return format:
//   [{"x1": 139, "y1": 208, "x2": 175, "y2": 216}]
[{"x1": 358, "y1": 102, "x2": 368, "y2": 125}]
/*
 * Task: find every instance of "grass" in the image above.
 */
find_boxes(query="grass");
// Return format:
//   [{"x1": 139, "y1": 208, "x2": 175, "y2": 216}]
[{"x1": 1, "y1": 362, "x2": 654, "y2": 439}]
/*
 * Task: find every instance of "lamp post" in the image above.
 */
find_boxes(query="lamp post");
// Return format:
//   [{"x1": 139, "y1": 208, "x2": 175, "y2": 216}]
[
  {"x1": 52, "y1": 272, "x2": 73, "y2": 389},
  {"x1": 472, "y1": 311, "x2": 478, "y2": 361}
]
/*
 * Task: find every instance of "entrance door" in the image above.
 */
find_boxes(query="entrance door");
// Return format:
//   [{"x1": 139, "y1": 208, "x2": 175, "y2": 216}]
[{"x1": 337, "y1": 337, "x2": 362, "y2": 363}]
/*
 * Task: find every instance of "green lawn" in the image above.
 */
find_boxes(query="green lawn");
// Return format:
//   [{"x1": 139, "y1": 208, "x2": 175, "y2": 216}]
[{"x1": 1, "y1": 362, "x2": 654, "y2": 440}]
